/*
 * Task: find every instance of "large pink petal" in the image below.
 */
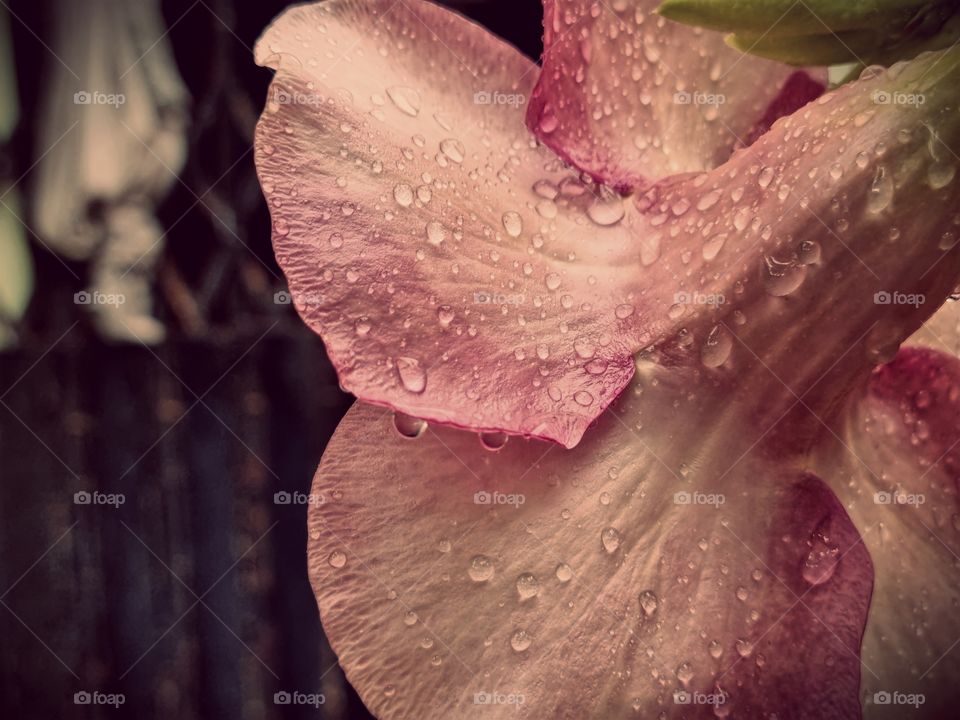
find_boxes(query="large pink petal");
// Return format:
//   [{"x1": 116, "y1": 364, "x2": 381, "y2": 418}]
[
  {"x1": 309, "y1": 373, "x2": 872, "y2": 719},
  {"x1": 628, "y1": 50, "x2": 960, "y2": 412},
  {"x1": 254, "y1": 0, "x2": 679, "y2": 448},
  {"x1": 814, "y1": 347, "x2": 960, "y2": 717},
  {"x1": 526, "y1": 0, "x2": 825, "y2": 189}
]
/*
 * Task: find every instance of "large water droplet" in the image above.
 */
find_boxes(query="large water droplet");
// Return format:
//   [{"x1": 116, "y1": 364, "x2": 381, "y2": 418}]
[
  {"x1": 439, "y1": 138, "x2": 465, "y2": 163},
  {"x1": 502, "y1": 211, "x2": 523, "y2": 238},
  {"x1": 510, "y1": 629, "x2": 532, "y2": 652},
  {"x1": 480, "y1": 431, "x2": 508, "y2": 450},
  {"x1": 700, "y1": 324, "x2": 733, "y2": 368},
  {"x1": 638, "y1": 590, "x2": 658, "y2": 617},
  {"x1": 587, "y1": 190, "x2": 625, "y2": 226},
  {"x1": 866, "y1": 165, "x2": 893, "y2": 214},
  {"x1": 516, "y1": 573, "x2": 541, "y2": 600},
  {"x1": 393, "y1": 412, "x2": 427, "y2": 438},
  {"x1": 426, "y1": 221, "x2": 447, "y2": 246},
  {"x1": 468, "y1": 554, "x2": 495, "y2": 582},
  {"x1": 802, "y1": 526, "x2": 840, "y2": 586},
  {"x1": 601, "y1": 526, "x2": 622, "y2": 553},
  {"x1": 328, "y1": 550, "x2": 347, "y2": 569},
  {"x1": 386, "y1": 86, "x2": 421, "y2": 116},
  {"x1": 763, "y1": 254, "x2": 807, "y2": 296},
  {"x1": 393, "y1": 183, "x2": 413, "y2": 207},
  {"x1": 555, "y1": 563, "x2": 573, "y2": 583},
  {"x1": 396, "y1": 357, "x2": 427, "y2": 393}
]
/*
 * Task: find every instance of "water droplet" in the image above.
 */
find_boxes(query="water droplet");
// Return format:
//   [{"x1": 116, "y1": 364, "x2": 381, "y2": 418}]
[
  {"x1": 676, "y1": 662, "x2": 694, "y2": 686},
  {"x1": 763, "y1": 253, "x2": 806, "y2": 296},
  {"x1": 403, "y1": 611, "x2": 419, "y2": 626},
  {"x1": 555, "y1": 563, "x2": 573, "y2": 583},
  {"x1": 396, "y1": 357, "x2": 427, "y2": 393},
  {"x1": 516, "y1": 573, "x2": 540, "y2": 600},
  {"x1": 701, "y1": 324, "x2": 733, "y2": 368},
  {"x1": 437, "y1": 305, "x2": 454, "y2": 327},
  {"x1": 587, "y1": 190, "x2": 625, "y2": 226},
  {"x1": 757, "y1": 167, "x2": 775, "y2": 189},
  {"x1": 394, "y1": 183, "x2": 414, "y2": 207},
  {"x1": 601, "y1": 526, "x2": 622, "y2": 553},
  {"x1": 328, "y1": 550, "x2": 347, "y2": 568},
  {"x1": 480, "y1": 432, "x2": 508, "y2": 450},
  {"x1": 496, "y1": 210, "x2": 522, "y2": 238},
  {"x1": 510, "y1": 629, "x2": 532, "y2": 652},
  {"x1": 928, "y1": 161, "x2": 956, "y2": 190},
  {"x1": 468, "y1": 554, "x2": 495, "y2": 582},
  {"x1": 638, "y1": 590, "x2": 658, "y2": 617},
  {"x1": 426, "y1": 221, "x2": 447, "y2": 246},
  {"x1": 708, "y1": 640, "x2": 723, "y2": 659},
  {"x1": 386, "y1": 86, "x2": 421, "y2": 116},
  {"x1": 574, "y1": 390, "x2": 594, "y2": 407},
  {"x1": 438, "y1": 538, "x2": 452, "y2": 553},
  {"x1": 383, "y1": 685, "x2": 396, "y2": 698},
  {"x1": 866, "y1": 165, "x2": 893, "y2": 214},
  {"x1": 735, "y1": 638, "x2": 754, "y2": 657},
  {"x1": 615, "y1": 303, "x2": 635, "y2": 319},
  {"x1": 802, "y1": 526, "x2": 840, "y2": 586},
  {"x1": 797, "y1": 239, "x2": 821, "y2": 264},
  {"x1": 545, "y1": 272, "x2": 562, "y2": 291},
  {"x1": 393, "y1": 412, "x2": 427, "y2": 438}
]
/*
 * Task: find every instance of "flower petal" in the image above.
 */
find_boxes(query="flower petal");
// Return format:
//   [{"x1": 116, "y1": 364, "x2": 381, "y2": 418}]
[
  {"x1": 526, "y1": 0, "x2": 825, "y2": 189},
  {"x1": 255, "y1": 0, "x2": 677, "y2": 448},
  {"x1": 308, "y1": 374, "x2": 873, "y2": 719},
  {"x1": 627, "y1": 49, "x2": 960, "y2": 404},
  {"x1": 814, "y1": 346, "x2": 960, "y2": 717}
]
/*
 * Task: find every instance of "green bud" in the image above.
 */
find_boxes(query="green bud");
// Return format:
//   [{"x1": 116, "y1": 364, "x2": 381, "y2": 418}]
[{"x1": 658, "y1": 0, "x2": 960, "y2": 66}]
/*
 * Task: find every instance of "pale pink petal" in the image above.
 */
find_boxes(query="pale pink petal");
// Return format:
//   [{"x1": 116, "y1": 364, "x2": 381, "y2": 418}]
[
  {"x1": 308, "y1": 377, "x2": 872, "y2": 719},
  {"x1": 626, "y1": 50, "x2": 960, "y2": 407},
  {"x1": 526, "y1": 0, "x2": 826, "y2": 189},
  {"x1": 814, "y1": 347, "x2": 960, "y2": 717},
  {"x1": 255, "y1": 0, "x2": 666, "y2": 448}
]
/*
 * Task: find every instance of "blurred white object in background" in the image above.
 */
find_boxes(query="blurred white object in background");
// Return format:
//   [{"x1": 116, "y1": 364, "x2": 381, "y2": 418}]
[
  {"x1": 32, "y1": 0, "x2": 189, "y2": 344},
  {"x1": 0, "y1": 6, "x2": 35, "y2": 349}
]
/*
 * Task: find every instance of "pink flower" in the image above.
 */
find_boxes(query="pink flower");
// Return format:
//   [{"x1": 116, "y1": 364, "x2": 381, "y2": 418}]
[{"x1": 254, "y1": 1, "x2": 960, "y2": 717}]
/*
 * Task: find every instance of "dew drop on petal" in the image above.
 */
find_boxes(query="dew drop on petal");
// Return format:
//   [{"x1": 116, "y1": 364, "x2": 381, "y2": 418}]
[
  {"x1": 393, "y1": 412, "x2": 427, "y2": 438},
  {"x1": 480, "y1": 431, "x2": 509, "y2": 450},
  {"x1": 396, "y1": 357, "x2": 427, "y2": 393},
  {"x1": 328, "y1": 550, "x2": 347, "y2": 569},
  {"x1": 510, "y1": 629, "x2": 532, "y2": 652},
  {"x1": 426, "y1": 221, "x2": 447, "y2": 246},
  {"x1": 501, "y1": 211, "x2": 523, "y2": 238},
  {"x1": 638, "y1": 590, "x2": 658, "y2": 617},
  {"x1": 516, "y1": 573, "x2": 541, "y2": 600},
  {"x1": 601, "y1": 526, "x2": 622, "y2": 553},
  {"x1": 386, "y1": 86, "x2": 421, "y2": 116},
  {"x1": 700, "y1": 325, "x2": 733, "y2": 368},
  {"x1": 468, "y1": 554, "x2": 495, "y2": 582},
  {"x1": 555, "y1": 563, "x2": 573, "y2": 583}
]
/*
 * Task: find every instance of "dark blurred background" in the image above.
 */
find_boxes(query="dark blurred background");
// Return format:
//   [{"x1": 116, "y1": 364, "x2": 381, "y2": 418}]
[{"x1": 0, "y1": 0, "x2": 540, "y2": 718}]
